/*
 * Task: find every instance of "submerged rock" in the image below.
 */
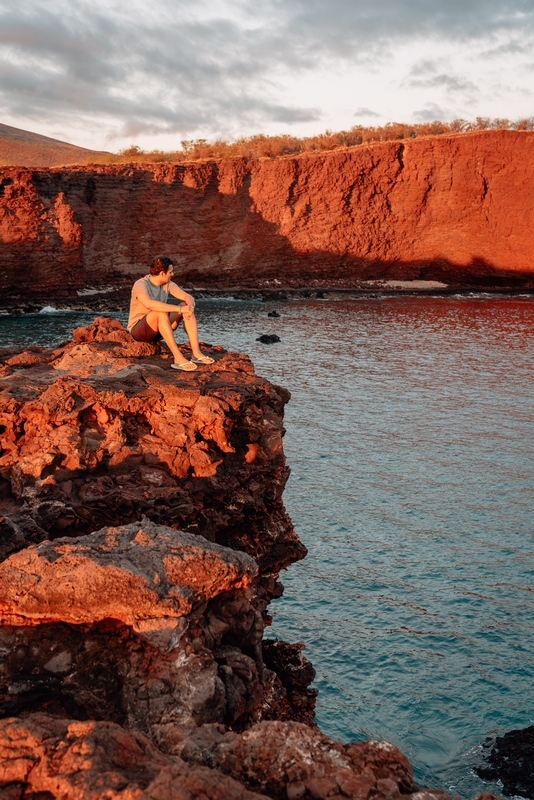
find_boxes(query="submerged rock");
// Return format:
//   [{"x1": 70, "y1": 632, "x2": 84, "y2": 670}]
[{"x1": 256, "y1": 335, "x2": 281, "y2": 344}]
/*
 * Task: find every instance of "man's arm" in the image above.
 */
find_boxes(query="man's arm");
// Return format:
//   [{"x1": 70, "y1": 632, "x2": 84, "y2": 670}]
[
  {"x1": 135, "y1": 287, "x2": 185, "y2": 314},
  {"x1": 168, "y1": 282, "x2": 195, "y2": 310}
]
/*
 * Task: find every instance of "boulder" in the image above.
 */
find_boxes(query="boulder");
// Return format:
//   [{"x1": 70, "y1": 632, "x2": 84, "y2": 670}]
[
  {"x1": 0, "y1": 521, "x2": 271, "y2": 744},
  {"x1": 0, "y1": 519, "x2": 257, "y2": 630}
]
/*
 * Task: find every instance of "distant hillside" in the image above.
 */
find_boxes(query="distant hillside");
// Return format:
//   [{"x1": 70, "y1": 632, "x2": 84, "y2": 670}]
[{"x1": 0, "y1": 123, "x2": 110, "y2": 167}]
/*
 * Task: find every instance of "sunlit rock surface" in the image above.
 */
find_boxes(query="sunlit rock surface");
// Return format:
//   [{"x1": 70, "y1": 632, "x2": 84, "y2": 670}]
[
  {"x1": 0, "y1": 714, "x2": 265, "y2": 800},
  {"x1": 0, "y1": 317, "x2": 304, "y2": 579}
]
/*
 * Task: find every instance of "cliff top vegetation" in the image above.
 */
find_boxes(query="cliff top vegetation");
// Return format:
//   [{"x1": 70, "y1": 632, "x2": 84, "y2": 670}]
[
  {"x1": 98, "y1": 116, "x2": 534, "y2": 165},
  {"x1": 1, "y1": 117, "x2": 533, "y2": 168}
]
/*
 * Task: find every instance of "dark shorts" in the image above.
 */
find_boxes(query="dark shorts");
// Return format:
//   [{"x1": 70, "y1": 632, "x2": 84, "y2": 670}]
[{"x1": 130, "y1": 315, "x2": 162, "y2": 343}]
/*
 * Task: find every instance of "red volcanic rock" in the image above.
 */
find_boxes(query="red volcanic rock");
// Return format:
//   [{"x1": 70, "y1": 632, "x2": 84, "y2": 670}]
[
  {"x1": 0, "y1": 323, "x2": 312, "y2": 742},
  {"x1": 0, "y1": 318, "x2": 304, "y2": 580},
  {"x1": 0, "y1": 714, "x2": 266, "y2": 800},
  {"x1": 1, "y1": 130, "x2": 534, "y2": 301},
  {"x1": 181, "y1": 720, "x2": 421, "y2": 800},
  {"x1": 0, "y1": 520, "x2": 257, "y2": 628},
  {"x1": 0, "y1": 521, "x2": 269, "y2": 745}
]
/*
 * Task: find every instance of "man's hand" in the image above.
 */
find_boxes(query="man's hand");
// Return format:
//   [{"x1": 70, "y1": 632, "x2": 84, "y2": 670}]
[{"x1": 180, "y1": 301, "x2": 195, "y2": 316}]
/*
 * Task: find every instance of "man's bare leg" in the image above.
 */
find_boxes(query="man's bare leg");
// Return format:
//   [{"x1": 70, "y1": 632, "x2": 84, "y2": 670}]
[
  {"x1": 169, "y1": 311, "x2": 182, "y2": 331},
  {"x1": 180, "y1": 309, "x2": 208, "y2": 360},
  {"x1": 145, "y1": 311, "x2": 190, "y2": 366}
]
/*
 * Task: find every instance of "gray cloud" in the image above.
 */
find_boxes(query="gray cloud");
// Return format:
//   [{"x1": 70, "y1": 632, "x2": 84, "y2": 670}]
[
  {"x1": 481, "y1": 37, "x2": 533, "y2": 57},
  {"x1": 409, "y1": 74, "x2": 480, "y2": 94},
  {"x1": 0, "y1": 0, "x2": 322, "y2": 139},
  {"x1": 268, "y1": 0, "x2": 534, "y2": 54},
  {"x1": 0, "y1": 0, "x2": 533, "y2": 141},
  {"x1": 412, "y1": 103, "x2": 452, "y2": 121},
  {"x1": 354, "y1": 107, "x2": 381, "y2": 118}
]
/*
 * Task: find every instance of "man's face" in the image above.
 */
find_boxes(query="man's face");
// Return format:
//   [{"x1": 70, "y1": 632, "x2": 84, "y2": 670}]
[{"x1": 162, "y1": 266, "x2": 173, "y2": 283}]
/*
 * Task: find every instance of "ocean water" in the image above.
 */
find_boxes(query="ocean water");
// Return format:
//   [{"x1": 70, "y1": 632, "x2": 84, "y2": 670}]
[{"x1": 1, "y1": 296, "x2": 533, "y2": 799}]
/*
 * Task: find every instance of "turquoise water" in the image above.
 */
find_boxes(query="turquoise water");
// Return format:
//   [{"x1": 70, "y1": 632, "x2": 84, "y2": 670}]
[{"x1": 1, "y1": 297, "x2": 533, "y2": 798}]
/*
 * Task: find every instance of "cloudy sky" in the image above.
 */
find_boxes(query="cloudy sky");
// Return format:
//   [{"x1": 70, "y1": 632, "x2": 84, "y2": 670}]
[{"x1": 1, "y1": 0, "x2": 533, "y2": 151}]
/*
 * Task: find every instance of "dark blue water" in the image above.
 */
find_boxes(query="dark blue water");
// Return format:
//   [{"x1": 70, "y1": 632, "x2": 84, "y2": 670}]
[{"x1": 2, "y1": 297, "x2": 533, "y2": 798}]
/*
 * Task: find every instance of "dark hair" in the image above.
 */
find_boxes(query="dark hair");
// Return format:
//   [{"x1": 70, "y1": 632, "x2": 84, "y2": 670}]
[{"x1": 150, "y1": 255, "x2": 174, "y2": 276}]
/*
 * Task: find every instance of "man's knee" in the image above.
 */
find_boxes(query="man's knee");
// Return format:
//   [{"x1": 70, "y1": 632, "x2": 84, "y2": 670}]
[{"x1": 146, "y1": 311, "x2": 165, "y2": 329}]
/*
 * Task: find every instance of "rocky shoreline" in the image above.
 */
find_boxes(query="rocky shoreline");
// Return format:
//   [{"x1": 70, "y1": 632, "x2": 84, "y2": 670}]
[
  {"x1": 0, "y1": 317, "x2": 502, "y2": 799},
  {"x1": 1, "y1": 284, "x2": 533, "y2": 317}
]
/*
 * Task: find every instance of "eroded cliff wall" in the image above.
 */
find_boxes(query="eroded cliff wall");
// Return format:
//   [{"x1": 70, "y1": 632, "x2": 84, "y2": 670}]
[{"x1": 1, "y1": 129, "x2": 533, "y2": 300}]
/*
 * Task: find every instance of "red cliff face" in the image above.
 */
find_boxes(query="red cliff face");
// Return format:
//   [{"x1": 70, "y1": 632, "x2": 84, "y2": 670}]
[{"x1": 0, "y1": 129, "x2": 533, "y2": 301}]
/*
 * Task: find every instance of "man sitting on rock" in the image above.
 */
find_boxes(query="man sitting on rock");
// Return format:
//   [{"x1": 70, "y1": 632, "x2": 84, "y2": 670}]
[{"x1": 128, "y1": 255, "x2": 214, "y2": 371}]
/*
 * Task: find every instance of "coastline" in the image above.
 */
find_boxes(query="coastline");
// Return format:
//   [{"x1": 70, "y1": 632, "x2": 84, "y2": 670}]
[{"x1": 1, "y1": 281, "x2": 533, "y2": 315}]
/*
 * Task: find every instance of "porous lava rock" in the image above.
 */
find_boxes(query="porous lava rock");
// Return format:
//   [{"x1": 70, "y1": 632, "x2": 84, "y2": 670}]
[
  {"x1": 0, "y1": 520, "x2": 284, "y2": 749},
  {"x1": 0, "y1": 318, "x2": 315, "y2": 735},
  {"x1": 180, "y1": 720, "x2": 418, "y2": 800},
  {"x1": 1, "y1": 130, "x2": 534, "y2": 306},
  {"x1": 476, "y1": 726, "x2": 534, "y2": 798},
  {"x1": 0, "y1": 317, "x2": 304, "y2": 584},
  {"x1": 0, "y1": 713, "x2": 266, "y2": 800}
]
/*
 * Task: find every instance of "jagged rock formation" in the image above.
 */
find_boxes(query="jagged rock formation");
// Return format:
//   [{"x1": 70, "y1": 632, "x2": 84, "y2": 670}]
[
  {"x1": 1, "y1": 130, "x2": 533, "y2": 306},
  {"x1": 476, "y1": 726, "x2": 534, "y2": 799},
  {"x1": 0, "y1": 713, "x2": 457, "y2": 800},
  {"x1": 0, "y1": 317, "x2": 303, "y2": 577},
  {"x1": 0, "y1": 317, "x2": 319, "y2": 796}
]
